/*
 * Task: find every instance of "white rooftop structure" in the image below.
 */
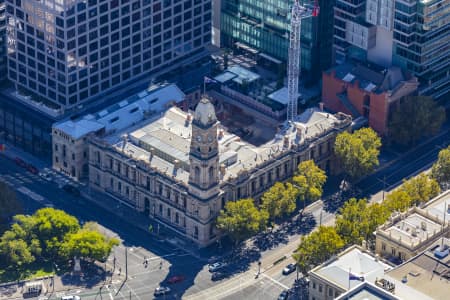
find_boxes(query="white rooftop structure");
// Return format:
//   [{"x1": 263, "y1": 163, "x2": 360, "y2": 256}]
[
  {"x1": 214, "y1": 65, "x2": 261, "y2": 85},
  {"x1": 380, "y1": 213, "x2": 442, "y2": 248},
  {"x1": 311, "y1": 246, "x2": 393, "y2": 291},
  {"x1": 268, "y1": 87, "x2": 299, "y2": 105},
  {"x1": 53, "y1": 84, "x2": 185, "y2": 139}
]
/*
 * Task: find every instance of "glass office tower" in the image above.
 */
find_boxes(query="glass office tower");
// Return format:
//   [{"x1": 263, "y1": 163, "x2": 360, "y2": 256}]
[
  {"x1": 221, "y1": 0, "x2": 334, "y2": 86},
  {"x1": 6, "y1": 0, "x2": 212, "y2": 110},
  {"x1": 393, "y1": 0, "x2": 449, "y2": 98}
]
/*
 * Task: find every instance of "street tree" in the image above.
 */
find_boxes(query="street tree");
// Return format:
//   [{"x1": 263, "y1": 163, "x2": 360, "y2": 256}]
[
  {"x1": 32, "y1": 208, "x2": 80, "y2": 258},
  {"x1": 335, "y1": 198, "x2": 389, "y2": 245},
  {"x1": 60, "y1": 226, "x2": 119, "y2": 262},
  {"x1": 261, "y1": 182, "x2": 298, "y2": 220},
  {"x1": 400, "y1": 173, "x2": 440, "y2": 206},
  {"x1": 0, "y1": 181, "x2": 22, "y2": 233},
  {"x1": 388, "y1": 96, "x2": 445, "y2": 146},
  {"x1": 334, "y1": 127, "x2": 381, "y2": 180},
  {"x1": 217, "y1": 198, "x2": 268, "y2": 244},
  {"x1": 384, "y1": 190, "x2": 412, "y2": 213},
  {"x1": 0, "y1": 238, "x2": 35, "y2": 270},
  {"x1": 431, "y1": 146, "x2": 450, "y2": 187},
  {"x1": 293, "y1": 160, "x2": 327, "y2": 209},
  {"x1": 293, "y1": 226, "x2": 344, "y2": 274}
]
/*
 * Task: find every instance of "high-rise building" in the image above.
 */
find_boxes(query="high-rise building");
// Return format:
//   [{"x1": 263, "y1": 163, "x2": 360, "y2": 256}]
[
  {"x1": 392, "y1": 0, "x2": 450, "y2": 99},
  {"x1": 0, "y1": 1, "x2": 6, "y2": 83},
  {"x1": 220, "y1": 0, "x2": 334, "y2": 86},
  {"x1": 6, "y1": 0, "x2": 212, "y2": 112},
  {"x1": 333, "y1": 0, "x2": 449, "y2": 99}
]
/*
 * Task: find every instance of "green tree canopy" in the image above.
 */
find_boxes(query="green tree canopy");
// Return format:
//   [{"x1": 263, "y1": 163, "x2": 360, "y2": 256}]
[
  {"x1": 60, "y1": 224, "x2": 119, "y2": 262},
  {"x1": 261, "y1": 182, "x2": 298, "y2": 220},
  {"x1": 293, "y1": 226, "x2": 344, "y2": 274},
  {"x1": 334, "y1": 128, "x2": 381, "y2": 180},
  {"x1": 388, "y1": 96, "x2": 445, "y2": 146},
  {"x1": 335, "y1": 198, "x2": 389, "y2": 245},
  {"x1": 384, "y1": 190, "x2": 412, "y2": 213},
  {"x1": 33, "y1": 208, "x2": 80, "y2": 258},
  {"x1": 431, "y1": 146, "x2": 450, "y2": 186},
  {"x1": 293, "y1": 160, "x2": 327, "y2": 208},
  {"x1": 217, "y1": 198, "x2": 268, "y2": 244},
  {"x1": 0, "y1": 181, "x2": 22, "y2": 233},
  {"x1": 400, "y1": 173, "x2": 440, "y2": 206}
]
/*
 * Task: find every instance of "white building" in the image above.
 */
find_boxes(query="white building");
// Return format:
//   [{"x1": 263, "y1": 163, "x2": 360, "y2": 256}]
[{"x1": 6, "y1": 0, "x2": 211, "y2": 111}]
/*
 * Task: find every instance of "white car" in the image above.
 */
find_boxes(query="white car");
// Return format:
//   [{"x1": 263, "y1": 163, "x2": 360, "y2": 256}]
[
  {"x1": 61, "y1": 296, "x2": 81, "y2": 300},
  {"x1": 39, "y1": 172, "x2": 53, "y2": 181},
  {"x1": 209, "y1": 262, "x2": 225, "y2": 272}
]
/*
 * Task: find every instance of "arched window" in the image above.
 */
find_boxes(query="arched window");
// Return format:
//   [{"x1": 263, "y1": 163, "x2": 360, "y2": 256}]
[
  {"x1": 208, "y1": 166, "x2": 214, "y2": 179},
  {"x1": 195, "y1": 166, "x2": 200, "y2": 182}
]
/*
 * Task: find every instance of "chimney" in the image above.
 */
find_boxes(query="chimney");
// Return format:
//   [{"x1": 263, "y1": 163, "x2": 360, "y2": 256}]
[
  {"x1": 296, "y1": 127, "x2": 302, "y2": 141},
  {"x1": 218, "y1": 129, "x2": 224, "y2": 139},
  {"x1": 220, "y1": 163, "x2": 226, "y2": 176},
  {"x1": 122, "y1": 134, "x2": 128, "y2": 151},
  {"x1": 283, "y1": 135, "x2": 290, "y2": 149},
  {"x1": 173, "y1": 159, "x2": 180, "y2": 176},
  {"x1": 319, "y1": 102, "x2": 324, "y2": 111},
  {"x1": 149, "y1": 147, "x2": 155, "y2": 160},
  {"x1": 421, "y1": 221, "x2": 427, "y2": 231}
]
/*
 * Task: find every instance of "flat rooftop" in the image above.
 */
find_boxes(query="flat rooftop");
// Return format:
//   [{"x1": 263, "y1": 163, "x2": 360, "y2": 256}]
[
  {"x1": 386, "y1": 239, "x2": 450, "y2": 300},
  {"x1": 336, "y1": 282, "x2": 401, "y2": 300},
  {"x1": 378, "y1": 213, "x2": 442, "y2": 248},
  {"x1": 103, "y1": 106, "x2": 349, "y2": 184},
  {"x1": 422, "y1": 190, "x2": 450, "y2": 223}
]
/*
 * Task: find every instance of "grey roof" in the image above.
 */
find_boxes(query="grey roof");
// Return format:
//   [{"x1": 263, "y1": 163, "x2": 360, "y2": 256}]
[
  {"x1": 99, "y1": 103, "x2": 348, "y2": 184},
  {"x1": 330, "y1": 62, "x2": 410, "y2": 94},
  {"x1": 311, "y1": 246, "x2": 392, "y2": 290}
]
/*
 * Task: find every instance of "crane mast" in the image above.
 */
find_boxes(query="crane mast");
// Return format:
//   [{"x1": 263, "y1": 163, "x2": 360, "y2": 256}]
[{"x1": 287, "y1": 0, "x2": 319, "y2": 123}]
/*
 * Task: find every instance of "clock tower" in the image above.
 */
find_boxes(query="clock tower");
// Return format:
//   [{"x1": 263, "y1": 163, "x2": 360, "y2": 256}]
[{"x1": 188, "y1": 98, "x2": 220, "y2": 199}]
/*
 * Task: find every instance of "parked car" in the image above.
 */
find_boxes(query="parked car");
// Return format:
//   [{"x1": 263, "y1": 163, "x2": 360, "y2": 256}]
[
  {"x1": 167, "y1": 275, "x2": 185, "y2": 284},
  {"x1": 277, "y1": 290, "x2": 289, "y2": 300},
  {"x1": 61, "y1": 296, "x2": 81, "y2": 300},
  {"x1": 282, "y1": 263, "x2": 296, "y2": 275},
  {"x1": 39, "y1": 172, "x2": 53, "y2": 181},
  {"x1": 154, "y1": 286, "x2": 171, "y2": 296},
  {"x1": 208, "y1": 262, "x2": 225, "y2": 272},
  {"x1": 211, "y1": 272, "x2": 227, "y2": 281},
  {"x1": 14, "y1": 157, "x2": 27, "y2": 168},
  {"x1": 27, "y1": 164, "x2": 39, "y2": 174},
  {"x1": 62, "y1": 184, "x2": 81, "y2": 196}
]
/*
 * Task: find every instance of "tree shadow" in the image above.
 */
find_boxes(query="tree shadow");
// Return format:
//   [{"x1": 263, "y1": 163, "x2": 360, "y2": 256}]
[
  {"x1": 60, "y1": 261, "x2": 109, "y2": 289},
  {"x1": 253, "y1": 212, "x2": 316, "y2": 252},
  {"x1": 323, "y1": 188, "x2": 363, "y2": 214}
]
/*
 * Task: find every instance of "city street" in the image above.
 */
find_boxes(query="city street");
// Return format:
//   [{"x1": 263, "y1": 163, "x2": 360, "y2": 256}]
[{"x1": 0, "y1": 124, "x2": 448, "y2": 299}]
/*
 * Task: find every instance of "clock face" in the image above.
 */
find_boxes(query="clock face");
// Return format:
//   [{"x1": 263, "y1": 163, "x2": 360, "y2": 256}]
[{"x1": 197, "y1": 135, "x2": 202, "y2": 142}]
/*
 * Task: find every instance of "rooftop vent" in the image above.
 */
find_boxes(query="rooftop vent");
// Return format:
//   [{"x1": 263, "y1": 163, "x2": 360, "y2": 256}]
[{"x1": 434, "y1": 246, "x2": 449, "y2": 260}]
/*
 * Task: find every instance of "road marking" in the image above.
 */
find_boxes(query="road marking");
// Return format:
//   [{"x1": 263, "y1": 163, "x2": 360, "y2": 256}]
[
  {"x1": 17, "y1": 186, "x2": 45, "y2": 202},
  {"x1": 261, "y1": 273, "x2": 289, "y2": 289}
]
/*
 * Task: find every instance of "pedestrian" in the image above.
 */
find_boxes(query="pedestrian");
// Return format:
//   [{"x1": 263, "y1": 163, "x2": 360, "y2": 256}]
[
  {"x1": 159, "y1": 260, "x2": 163, "y2": 269},
  {"x1": 118, "y1": 267, "x2": 121, "y2": 275}
]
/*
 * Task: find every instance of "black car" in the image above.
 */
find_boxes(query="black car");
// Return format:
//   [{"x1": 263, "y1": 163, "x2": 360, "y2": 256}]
[
  {"x1": 282, "y1": 263, "x2": 296, "y2": 275},
  {"x1": 211, "y1": 272, "x2": 227, "y2": 281},
  {"x1": 63, "y1": 184, "x2": 81, "y2": 196},
  {"x1": 278, "y1": 290, "x2": 289, "y2": 300}
]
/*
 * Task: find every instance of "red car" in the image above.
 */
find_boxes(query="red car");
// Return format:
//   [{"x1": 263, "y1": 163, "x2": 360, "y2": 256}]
[
  {"x1": 14, "y1": 157, "x2": 27, "y2": 168},
  {"x1": 167, "y1": 275, "x2": 185, "y2": 284},
  {"x1": 26, "y1": 164, "x2": 39, "y2": 174}
]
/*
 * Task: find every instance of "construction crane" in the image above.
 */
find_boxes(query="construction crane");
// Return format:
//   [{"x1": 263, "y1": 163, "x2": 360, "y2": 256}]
[{"x1": 287, "y1": 0, "x2": 319, "y2": 123}]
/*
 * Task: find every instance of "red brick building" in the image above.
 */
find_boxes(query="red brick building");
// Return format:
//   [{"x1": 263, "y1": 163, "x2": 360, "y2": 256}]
[{"x1": 322, "y1": 63, "x2": 418, "y2": 136}]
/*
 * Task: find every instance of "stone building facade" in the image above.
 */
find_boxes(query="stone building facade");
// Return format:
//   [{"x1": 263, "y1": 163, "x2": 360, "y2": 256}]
[{"x1": 84, "y1": 97, "x2": 351, "y2": 247}]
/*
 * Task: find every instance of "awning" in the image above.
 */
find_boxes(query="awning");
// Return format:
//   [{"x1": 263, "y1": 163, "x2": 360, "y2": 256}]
[
  {"x1": 259, "y1": 52, "x2": 282, "y2": 64},
  {"x1": 234, "y1": 42, "x2": 259, "y2": 54}
]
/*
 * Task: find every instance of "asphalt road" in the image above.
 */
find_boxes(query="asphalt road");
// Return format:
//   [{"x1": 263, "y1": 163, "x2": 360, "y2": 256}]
[{"x1": 1, "y1": 126, "x2": 448, "y2": 300}]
